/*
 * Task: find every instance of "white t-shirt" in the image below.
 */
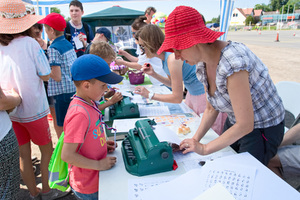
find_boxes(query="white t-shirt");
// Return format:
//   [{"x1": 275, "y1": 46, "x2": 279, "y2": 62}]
[
  {"x1": 0, "y1": 36, "x2": 51, "y2": 123},
  {"x1": 0, "y1": 111, "x2": 12, "y2": 141},
  {"x1": 136, "y1": 45, "x2": 167, "y2": 86}
]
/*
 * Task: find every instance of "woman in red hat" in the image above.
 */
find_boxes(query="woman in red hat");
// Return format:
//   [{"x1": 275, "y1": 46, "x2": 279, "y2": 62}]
[{"x1": 157, "y1": 6, "x2": 285, "y2": 166}]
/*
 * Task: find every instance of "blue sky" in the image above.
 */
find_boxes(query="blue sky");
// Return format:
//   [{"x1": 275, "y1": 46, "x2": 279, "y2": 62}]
[{"x1": 58, "y1": 0, "x2": 270, "y2": 21}]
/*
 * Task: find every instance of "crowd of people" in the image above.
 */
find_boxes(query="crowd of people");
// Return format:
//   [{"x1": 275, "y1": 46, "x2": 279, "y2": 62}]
[{"x1": 0, "y1": 0, "x2": 299, "y2": 200}]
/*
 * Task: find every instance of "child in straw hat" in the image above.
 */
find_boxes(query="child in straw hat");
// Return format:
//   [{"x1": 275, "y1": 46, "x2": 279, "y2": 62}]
[{"x1": 0, "y1": 0, "x2": 64, "y2": 199}]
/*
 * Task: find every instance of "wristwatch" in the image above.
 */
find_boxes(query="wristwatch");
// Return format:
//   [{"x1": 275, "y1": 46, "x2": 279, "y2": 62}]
[{"x1": 148, "y1": 92, "x2": 155, "y2": 100}]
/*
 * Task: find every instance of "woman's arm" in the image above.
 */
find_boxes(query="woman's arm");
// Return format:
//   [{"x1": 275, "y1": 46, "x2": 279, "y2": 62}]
[
  {"x1": 280, "y1": 123, "x2": 300, "y2": 147},
  {"x1": 181, "y1": 70, "x2": 254, "y2": 155},
  {"x1": 115, "y1": 59, "x2": 142, "y2": 70},
  {"x1": 117, "y1": 49, "x2": 138, "y2": 62},
  {"x1": 0, "y1": 87, "x2": 22, "y2": 111}
]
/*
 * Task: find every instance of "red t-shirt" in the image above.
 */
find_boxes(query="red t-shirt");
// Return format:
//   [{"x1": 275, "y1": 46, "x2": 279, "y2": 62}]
[{"x1": 64, "y1": 98, "x2": 107, "y2": 194}]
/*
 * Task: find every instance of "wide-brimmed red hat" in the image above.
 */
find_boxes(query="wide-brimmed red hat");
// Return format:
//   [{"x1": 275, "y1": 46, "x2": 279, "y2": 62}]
[
  {"x1": 157, "y1": 6, "x2": 224, "y2": 54},
  {"x1": 0, "y1": 0, "x2": 44, "y2": 34}
]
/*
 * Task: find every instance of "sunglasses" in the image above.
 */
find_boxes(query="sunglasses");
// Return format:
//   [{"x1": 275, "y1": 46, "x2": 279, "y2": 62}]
[{"x1": 139, "y1": 44, "x2": 145, "y2": 55}]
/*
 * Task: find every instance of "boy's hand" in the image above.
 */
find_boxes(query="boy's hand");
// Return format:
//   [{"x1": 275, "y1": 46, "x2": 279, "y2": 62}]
[
  {"x1": 108, "y1": 92, "x2": 123, "y2": 104},
  {"x1": 107, "y1": 140, "x2": 118, "y2": 153},
  {"x1": 98, "y1": 157, "x2": 117, "y2": 171}
]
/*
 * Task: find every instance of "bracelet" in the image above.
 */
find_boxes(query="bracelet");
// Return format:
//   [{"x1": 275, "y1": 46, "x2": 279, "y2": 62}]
[{"x1": 148, "y1": 92, "x2": 155, "y2": 100}]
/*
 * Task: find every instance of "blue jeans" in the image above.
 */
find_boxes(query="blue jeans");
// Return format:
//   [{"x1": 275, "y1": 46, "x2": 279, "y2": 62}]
[
  {"x1": 53, "y1": 92, "x2": 74, "y2": 126},
  {"x1": 71, "y1": 187, "x2": 98, "y2": 200}
]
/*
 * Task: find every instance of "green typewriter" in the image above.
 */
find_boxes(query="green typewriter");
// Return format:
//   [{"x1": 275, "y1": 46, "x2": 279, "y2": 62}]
[
  {"x1": 121, "y1": 119, "x2": 174, "y2": 176},
  {"x1": 109, "y1": 96, "x2": 140, "y2": 121}
]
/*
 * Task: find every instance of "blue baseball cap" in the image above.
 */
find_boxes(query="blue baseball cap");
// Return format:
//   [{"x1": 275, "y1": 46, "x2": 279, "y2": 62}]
[
  {"x1": 71, "y1": 54, "x2": 123, "y2": 84},
  {"x1": 96, "y1": 27, "x2": 111, "y2": 41}
]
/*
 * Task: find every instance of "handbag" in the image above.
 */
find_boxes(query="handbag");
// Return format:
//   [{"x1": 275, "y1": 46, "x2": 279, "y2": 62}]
[{"x1": 48, "y1": 104, "x2": 91, "y2": 192}]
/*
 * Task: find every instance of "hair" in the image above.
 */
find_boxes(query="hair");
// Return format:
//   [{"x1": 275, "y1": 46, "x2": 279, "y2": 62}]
[
  {"x1": 0, "y1": 29, "x2": 33, "y2": 46},
  {"x1": 145, "y1": 7, "x2": 156, "y2": 15},
  {"x1": 90, "y1": 41, "x2": 116, "y2": 61},
  {"x1": 69, "y1": 0, "x2": 83, "y2": 11},
  {"x1": 73, "y1": 79, "x2": 96, "y2": 87},
  {"x1": 131, "y1": 16, "x2": 147, "y2": 31},
  {"x1": 44, "y1": 24, "x2": 64, "y2": 37},
  {"x1": 138, "y1": 24, "x2": 164, "y2": 54}
]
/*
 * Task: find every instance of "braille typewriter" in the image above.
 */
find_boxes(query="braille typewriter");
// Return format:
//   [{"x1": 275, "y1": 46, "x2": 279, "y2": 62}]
[
  {"x1": 109, "y1": 96, "x2": 140, "y2": 120},
  {"x1": 121, "y1": 119, "x2": 174, "y2": 176}
]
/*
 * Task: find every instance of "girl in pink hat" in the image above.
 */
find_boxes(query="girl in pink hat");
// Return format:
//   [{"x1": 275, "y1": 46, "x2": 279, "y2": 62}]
[
  {"x1": 158, "y1": 6, "x2": 285, "y2": 166},
  {"x1": 0, "y1": 0, "x2": 62, "y2": 199}
]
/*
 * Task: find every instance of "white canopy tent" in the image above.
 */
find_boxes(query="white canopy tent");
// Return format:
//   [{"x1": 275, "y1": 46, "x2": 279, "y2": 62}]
[{"x1": 24, "y1": 0, "x2": 235, "y2": 41}]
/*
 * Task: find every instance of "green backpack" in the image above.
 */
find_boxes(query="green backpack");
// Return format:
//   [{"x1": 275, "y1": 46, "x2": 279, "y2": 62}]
[{"x1": 48, "y1": 104, "x2": 90, "y2": 192}]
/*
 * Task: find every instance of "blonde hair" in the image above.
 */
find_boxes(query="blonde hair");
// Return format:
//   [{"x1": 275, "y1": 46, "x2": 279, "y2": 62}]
[
  {"x1": 90, "y1": 41, "x2": 116, "y2": 60},
  {"x1": 138, "y1": 24, "x2": 164, "y2": 54}
]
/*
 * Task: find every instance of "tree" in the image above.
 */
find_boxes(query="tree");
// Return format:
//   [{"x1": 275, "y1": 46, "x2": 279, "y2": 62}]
[
  {"x1": 254, "y1": 3, "x2": 272, "y2": 11},
  {"x1": 50, "y1": 7, "x2": 66, "y2": 19},
  {"x1": 245, "y1": 15, "x2": 255, "y2": 25},
  {"x1": 270, "y1": 0, "x2": 289, "y2": 11}
]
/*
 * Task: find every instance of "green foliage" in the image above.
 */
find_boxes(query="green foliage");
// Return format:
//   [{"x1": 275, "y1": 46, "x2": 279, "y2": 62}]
[
  {"x1": 254, "y1": 3, "x2": 272, "y2": 11},
  {"x1": 50, "y1": 7, "x2": 61, "y2": 14},
  {"x1": 245, "y1": 15, "x2": 255, "y2": 25}
]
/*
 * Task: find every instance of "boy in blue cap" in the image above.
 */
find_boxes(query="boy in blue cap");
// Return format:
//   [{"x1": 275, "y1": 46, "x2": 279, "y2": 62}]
[
  {"x1": 85, "y1": 27, "x2": 112, "y2": 54},
  {"x1": 61, "y1": 54, "x2": 123, "y2": 200}
]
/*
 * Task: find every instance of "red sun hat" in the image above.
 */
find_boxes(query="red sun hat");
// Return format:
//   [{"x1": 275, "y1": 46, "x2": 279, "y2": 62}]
[
  {"x1": 0, "y1": 0, "x2": 44, "y2": 34},
  {"x1": 157, "y1": 6, "x2": 225, "y2": 55},
  {"x1": 38, "y1": 12, "x2": 66, "y2": 31}
]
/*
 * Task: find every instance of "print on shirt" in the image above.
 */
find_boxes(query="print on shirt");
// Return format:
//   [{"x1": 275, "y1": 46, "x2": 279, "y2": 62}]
[{"x1": 93, "y1": 119, "x2": 106, "y2": 147}]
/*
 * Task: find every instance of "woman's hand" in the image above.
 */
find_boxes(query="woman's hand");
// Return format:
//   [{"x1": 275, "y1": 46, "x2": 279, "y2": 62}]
[
  {"x1": 134, "y1": 86, "x2": 149, "y2": 98},
  {"x1": 179, "y1": 138, "x2": 207, "y2": 155},
  {"x1": 141, "y1": 63, "x2": 155, "y2": 76}
]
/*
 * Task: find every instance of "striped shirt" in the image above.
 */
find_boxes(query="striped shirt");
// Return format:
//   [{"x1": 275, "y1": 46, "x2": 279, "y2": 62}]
[
  {"x1": 196, "y1": 41, "x2": 284, "y2": 128},
  {"x1": 47, "y1": 36, "x2": 76, "y2": 96}
]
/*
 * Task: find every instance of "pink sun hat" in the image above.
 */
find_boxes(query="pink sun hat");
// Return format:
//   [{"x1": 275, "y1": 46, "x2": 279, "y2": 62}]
[
  {"x1": 157, "y1": 6, "x2": 225, "y2": 54},
  {"x1": 0, "y1": 0, "x2": 44, "y2": 34}
]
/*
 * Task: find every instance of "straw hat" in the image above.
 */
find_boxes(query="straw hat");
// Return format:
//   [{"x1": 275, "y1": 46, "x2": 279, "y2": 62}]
[
  {"x1": 157, "y1": 6, "x2": 225, "y2": 54},
  {"x1": 0, "y1": 0, "x2": 44, "y2": 34}
]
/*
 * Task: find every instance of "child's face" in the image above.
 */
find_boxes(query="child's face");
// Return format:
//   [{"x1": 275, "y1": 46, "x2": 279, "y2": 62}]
[
  {"x1": 88, "y1": 79, "x2": 108, "y2": 102},
  {"x1": 45, "y1": 26, "x2": 55, "y2": 41},
  {"x1": 69, "y1": 5, "x2": 84, "y2": 22}
]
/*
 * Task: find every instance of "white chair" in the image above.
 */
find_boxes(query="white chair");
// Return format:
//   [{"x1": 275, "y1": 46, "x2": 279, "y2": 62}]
[{"x1": 275, "y1": 81, "x2": 300, "y2": 132}]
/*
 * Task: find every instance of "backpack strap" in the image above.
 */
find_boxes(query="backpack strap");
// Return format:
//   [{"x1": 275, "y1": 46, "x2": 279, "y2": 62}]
[
  {"x1": 82, "y1": 22, "x2": 91, "y2": 44},
  {"x1": 65, "y1": 21, "x2": 72, "y2": 42}
]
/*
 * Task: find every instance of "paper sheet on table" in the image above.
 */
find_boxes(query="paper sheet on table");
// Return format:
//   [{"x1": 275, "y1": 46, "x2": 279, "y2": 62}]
[
  {"x1": 140, "y1": 154, "x2": 257, "y2": 200},
  {"x1": 139, "y1": 106, "x2": 170, "y2": 117},
  {"x1": 112, "y1": 118, "x2": 144, "y2": 133},
  {"x1": 193, "y1": 183, "x2": 235, "y2": 200},
  {"x1": 73, "y1": 36, "x2": 83, "y2": 49},
  {"x1": 153, "y1": 125, "x2": 181, "y2": 145}
]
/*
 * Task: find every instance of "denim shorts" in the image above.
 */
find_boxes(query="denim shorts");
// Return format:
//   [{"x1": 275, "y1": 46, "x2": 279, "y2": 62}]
[
  {"x1": 53, "y1": 92, "x2": 74, "y2": 126},
  {"x1": 71, "y1": 187, "x2": 98, "y2": 200}
]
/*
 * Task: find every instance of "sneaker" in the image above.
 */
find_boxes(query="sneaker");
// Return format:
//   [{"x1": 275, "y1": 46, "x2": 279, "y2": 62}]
[
  {"x1": 41, "y1": 189, "x2": 69, "y2": 200},
  {"x1": 30, "y1": 193, "x2": 42, "y2": 200}
]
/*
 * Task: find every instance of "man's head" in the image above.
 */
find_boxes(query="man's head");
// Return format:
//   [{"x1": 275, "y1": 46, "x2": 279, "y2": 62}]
[
  {"x1": 69, "y1": 0, "x2": 84, "y2": 23},
  {"x1": 95, "y1": 27, "x2": 111, "y2": 42},
  {"x1": 144, "y1": 7, "x2": 156, "y2": 24},
  {"x1": 38, "y1": 13, "x2": 66, "y2": 40}
]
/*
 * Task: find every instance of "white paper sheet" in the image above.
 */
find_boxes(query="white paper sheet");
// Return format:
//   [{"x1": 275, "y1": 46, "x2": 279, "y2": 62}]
[
  {"x1": 193, "y1": 183, "x2": 235, "y2": 200},
  {"x1": 73, "y1": 35, "x2": 83, "y2": 49},
  {"x1": 128, "y1": 176, "x2": 178, "y2": 200},
  {"x1": 139, "y1": 106, "x2": 170, "y2": 117},
  {"x1": 140, "y1": 154, "x2": 257, "y2": 200},
  {"x1": 112, "y1": 118, "x2": 144, "y2": 133},
  {"x1": 153, "y1": 125, "x2": 181, "y2": 145}
]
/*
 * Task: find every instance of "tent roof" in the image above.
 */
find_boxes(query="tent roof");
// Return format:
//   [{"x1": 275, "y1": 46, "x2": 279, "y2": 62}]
[{"x1": 82, "y1": 6, "x2": 144, "y2": 20}]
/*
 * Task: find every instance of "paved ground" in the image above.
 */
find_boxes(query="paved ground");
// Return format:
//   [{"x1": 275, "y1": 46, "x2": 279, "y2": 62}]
[{"x1": 17, "y1": 29, "x2": 300, "y2": 199}]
